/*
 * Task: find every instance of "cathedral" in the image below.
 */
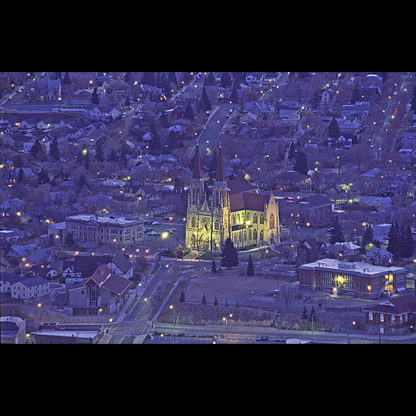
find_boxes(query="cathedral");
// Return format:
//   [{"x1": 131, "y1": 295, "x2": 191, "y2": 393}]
[{"x1": 185, "y1": 142, "x2": 280, "y2": 254}]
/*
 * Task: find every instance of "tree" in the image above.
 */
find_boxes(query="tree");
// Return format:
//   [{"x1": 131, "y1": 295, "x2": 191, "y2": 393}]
[
  {"x1": 142, "y1": 72, "x2": 156, "y2": 85},
  {"x1": 62, "y1": 72, "x2": 71, "y2": 85},
  {"x1": 91, "y1": 88, "x2": 100, "y2": 104},
  {"x1": 168, "y1": 72, "x2": 178, "y2": 87},
  {"x1": 205, "y1": 72, "x2": 216, "y2": 86},
  {"x1": 230, "y1": 82, "x2": 239, "y2": 103},
  {"x1": 351, "y1": 84, "x2": 361, "y2": 104},
  {"x1": 221, "y1": 72, "x2": 232, "y2": 88},
  {"x1": 17, "y1": 168, "x2": 24, "y2": 182},
  {"x1": 288, "y1": 141, "x2": 297, "y2": 160},
  {"x1": 302, "y1": 306, "x2": 308, "y2": 319},
  {"x1": 159, "y1": 112, "x2": 169, "y2": 128},
  {"x1": 309, "y1": 306, "x2": 316, "y2": 322},
  {"x1": 108, "y1": 149, "x2": 119, "y2": 162},
  {"x1": 211, "y1": 260, "x2": 217, "y2": 273},
  {"x1": 95, "y1": 141, "x2": 105, "y2": 162},
  {"x1": 246, "y1": 254, "x2": 254, "y2": 276},
  {"x1": 330, "y1": 216, "x2": 344, "y2": 244},
  {"x1": 387, "y1": 222, "x2": 400, "y2": 260},
  {"x1": 327, "y1": 117, "x2": 340, "y2": 139},
  {"x1": 198, "y1": 87, "x2": 212, "y2": 112},
  {"x1": 179, "y1": 290, "x2": 185, "y2": 302},
  {"x1": 294, "y1": 150, "x2": 308, "y2": 175},
  {"x1": 362, "y1": 225, "x2": 374, "y2": 248},
  {"x1": 30, "y1": 139, "x2": 43, "y2": 159},
  {"x1": 184, "y1": 102, "x2": 194, "y2": 121},
  {"x1": 220, "y1": 237, "x2": 239, "y2": 269},
  {"x1": 78, "y1": 174, "x2": 88, "y2": 188},
  {"x1": 202, "y1": 293, "x2": 207, "y2": 305},
  {"x1": 65, "y1": 232, "x2": 75, "y2": 246},
  {"x1": 214, "y1": 296, "x2": 218, "y2": 306},
  {"x1": 38, "y1": 169, "x2": 49, "y2": 185},
  {"x1": 50, "y1": 137, "x2": 60, "y2": 160}
]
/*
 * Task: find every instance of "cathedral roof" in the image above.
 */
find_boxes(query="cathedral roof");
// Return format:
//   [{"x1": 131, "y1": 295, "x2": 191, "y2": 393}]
[
  {"x1": 230, "y1": 192, "x2": 271, "y2": 212},
  {"x1": 227, "y1": 178, "x2": 256, "y2": 194}
]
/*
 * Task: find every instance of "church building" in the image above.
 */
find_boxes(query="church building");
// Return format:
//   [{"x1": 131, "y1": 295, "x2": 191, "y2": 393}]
[{"x1": 185, "y1": 142, "x2": 280, "y2": 254}]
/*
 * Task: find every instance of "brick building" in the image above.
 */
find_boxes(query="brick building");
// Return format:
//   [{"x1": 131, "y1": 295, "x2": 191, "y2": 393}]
[{"x1": 299, "y1": 258, "x2": 407, "y2": 298}]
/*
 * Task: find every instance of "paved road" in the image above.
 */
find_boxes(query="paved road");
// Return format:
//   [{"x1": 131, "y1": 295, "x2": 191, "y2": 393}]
[
  {"x1": 154, "y1": 322, "x2": 416, "y2": 344},
  {"x1": 103, "y1": 262, "x2": 178, "y2": 343}
]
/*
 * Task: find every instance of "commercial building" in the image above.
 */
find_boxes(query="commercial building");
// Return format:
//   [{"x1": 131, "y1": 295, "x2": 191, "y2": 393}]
[
  {"x1": 62, "y1": 214, "x2": 144, "y2": 247},
  {"x1": 299, "y1": 258, "x2": 407, "y2": 298},
  {"x1": 0, "y1": 316, "x2": 26, "y2": 344}
]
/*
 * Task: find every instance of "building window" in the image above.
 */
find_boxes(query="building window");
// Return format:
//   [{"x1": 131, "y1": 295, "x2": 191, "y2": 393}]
[
  {"x1": 270, "y1": 213, "x2": 275, "y2": 229},
  {"x1": 380, "y1": 313, "x2": 384, "y2": 323},
  {"x1": 369, "y1": 312, "x2": 373, "y2": 320}
]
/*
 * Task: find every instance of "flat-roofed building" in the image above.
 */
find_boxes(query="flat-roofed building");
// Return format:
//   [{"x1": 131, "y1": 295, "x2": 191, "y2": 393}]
[
  {"x1": 299, "y1": 258, "x2": 407, "y2": 298},
  {"x1": 65, "y1": 214, "x2": 144, "y2": 247}
]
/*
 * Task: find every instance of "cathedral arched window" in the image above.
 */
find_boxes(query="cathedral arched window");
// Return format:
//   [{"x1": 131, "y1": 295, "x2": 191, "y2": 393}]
[
  {"x1": 260, "y1": 215, "x2": 264, "y2": 224},
  {"x1": 270, "y1": 213, "x2": 275, "y2": 229},
  {"x1": 191, "y1": 217, "x2": 196, "y2": 228},
  {"x1": 215, "y1": 220, "x2": 219, "y2": 230},
  {"x1": 253, "y1": 214, "x2": 258, "y2": 223},
  {"x1": 237, "y1": 214, "x2": 240, "y2": 223},
  {"x1": 253, "y1": 229, "x2": 257, "y2": 240},
  {"x1": 260, "y1": 230, "x2": 264, "y2": 241},
  {"x1": 249, "y1": 229, "x2": 252, "y2": 241},
  {"x1": 231, "y1": 214, "x2": 235, "y2": 225},
  {"x1": 243, "y1": 230, "x2": 247, "y2": 241},
  {"x1": 191, "y1": 234, "x2": 196, "y2": 248}
]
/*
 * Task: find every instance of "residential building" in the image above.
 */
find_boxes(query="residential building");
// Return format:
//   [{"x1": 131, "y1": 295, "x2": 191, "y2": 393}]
[{"x1": 10, "y1": 276, "x2": 50, "y2": 300}]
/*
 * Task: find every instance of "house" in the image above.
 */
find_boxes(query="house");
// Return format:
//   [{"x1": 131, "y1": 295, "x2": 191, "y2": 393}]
[
  {"x1": 34, "y1": 74, "x2": 61, "y2": 101},
  {"x1": 366, "y1": 247, "x2": 393, "y2": 266},
  {"x1": 363, "y1": 294, "x2": 416, "y2": 334},
  {"x1": 10, "y1": 276, "x2": 50, "y2": 300},
  {"x1": 85, "y1": 104, "x2": 121, "y2": 121},
  {"x1": 107, "y1": 253, "x2": 134, "y2": 279},
  {"x1": 373, "y1": 224, "x2": 392, "y2": 243},
  {"x1": 67, "y1": 264, "x2": 133, "y2": 315}
]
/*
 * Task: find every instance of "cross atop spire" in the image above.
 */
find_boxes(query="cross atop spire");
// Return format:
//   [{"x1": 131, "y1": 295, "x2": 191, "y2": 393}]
[
  {"x1": 192, "y1": 141, "x2": 202, "y2": 179},
  {"x1": 215, "y1": 143, "x2": 225, "y2": 182}
]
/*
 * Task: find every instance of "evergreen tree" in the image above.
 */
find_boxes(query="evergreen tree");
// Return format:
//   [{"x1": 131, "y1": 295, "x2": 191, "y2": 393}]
[
  {"x1": 362, "y1": 225, "x2": 374, "y2": 247},
  {"x1": 211, "y1": 260, "x2": 217, "y2": 273},
  {"x1": 184, "y1": 102, "x2": 194, "y2": 121},
  {"x1": 214, "y1": 296, "x2": 218, "y2": 306},
  {"x1": 288, "y1": 141, "x2": 297, "y2": 160},
  {"x1": 309, "y1": 306, "x2": 316, "y2": 322},
  {"x1": 108, "y1": 149, "x2": 118, "y2": 162},
  {"x1": 91, "y1": 88, "x2": 100, "y2": 104},
  {"x1": 179, "y1": 290, "x2": 185, "y2": 302},
  {"x1": 202, "y1": 293, "x2": 207, "y2": 305},
  {"x1": 62, "y1": 72, "x2": 71, "y2": 85},
  {"x1": 142, "y1": 72, "x2": 156, "y2": 85},
  {"x1": 351, "y1": 84, "x2": 361, "y2": 104},
  {"x1": 159, "y1": 112, "x2": 169, "y2": 128},
  {"x1": 78, "y1": 174, "x2": 87, "y2": 188},
  {"x1": 230, "y1": 82, "x2": 239, "y2": 103},
  {"x1": 327, "y1": 117, "x2": 341, "y2": 139},
  {"x1": 247, "y1": 254, "x2": 254, "y2": 276},
  {"x1": 198, "y1": 87, "x2": 212, "y2": 112},
  {"x1": 168, "y1": 72, "x2": 178, "y2": 87},
  {"x1": 294, "y1": 150, "x2": 308, "y2": 175},
  {"x1": 225, "y1": 298, "x2": 229, "y2": 307},
  {"x1": 38, "y1": 169, "x2": 49, "y2": 185},
  {"x1": 221, "y1": 72, "x2": 232, "y2": 88},
  {"x1": 17, "y1": 168, "x2": 24, "y2": 182},
  {"x1": 95, "y1": 141, "x2": 105, "y2": 162},
  {"x1": 404, "y1": 225, "x2": 414, "y2": 258},
  {"x1": 302, "y1": 306, "x2": 308, "y2": 319},
  {"x1": 330, "y1": 216, "x2": 344, "y2": 244},
  {"x1": 205, "y1": 72, "x2": 216, "y2": 86},
  {"x1": 120, "y1": 149, "x2": 128, "y2": 168},
  {"x1": 50, "y1": 137, "x2": 60, "y2": 160},
  {"x1": 30, "y1": 139, "x2": 43, "y2": 158},
  {"x1": 65, "y1": 232, "x2": 75, "y2": 246},
  {"x1": 182, "y1": 72, "x2": 192, "y2": 83},
  {"x1": 220, "y1": 237, "x2": 239, "y2": 269},
  {"x1": 387, "y1": 223, "x2": 400, "y2": 260},
  {"x1": 149, "y1": 131, "x2": 161, "y2": 155},
  {"x1": 124, "y1": 95, "x2": 130, "y2": 107}
]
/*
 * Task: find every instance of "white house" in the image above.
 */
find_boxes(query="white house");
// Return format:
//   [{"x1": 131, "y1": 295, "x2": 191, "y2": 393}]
[{"x1": 10, "y1": 277, "x2": 50, "y2": 300}]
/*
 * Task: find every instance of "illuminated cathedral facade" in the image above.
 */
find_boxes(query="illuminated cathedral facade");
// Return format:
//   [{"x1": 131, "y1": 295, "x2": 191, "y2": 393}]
[{"x1": 185, "y1": 143, "x2": 280, "y2": 254}]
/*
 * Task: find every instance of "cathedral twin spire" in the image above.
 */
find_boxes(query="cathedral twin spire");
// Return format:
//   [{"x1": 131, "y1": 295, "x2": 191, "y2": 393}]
[{"x1": 192, "y1": 140, "x2": 225, "y2": 182}]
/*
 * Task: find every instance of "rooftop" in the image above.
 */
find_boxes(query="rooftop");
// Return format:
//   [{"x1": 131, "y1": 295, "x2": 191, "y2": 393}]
[{"x1": 299, "y1": 258, "x2": 406, "y2": 276}]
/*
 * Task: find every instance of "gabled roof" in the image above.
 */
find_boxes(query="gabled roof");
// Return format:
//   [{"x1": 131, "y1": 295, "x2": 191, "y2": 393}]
[
  {"x1": 230, "y1": 192, "x2": 271, "y2": 212},
  {"x1": 111, "y1": 253, "x2": 133, "y2": 275},
  {"x1": 364, "y1": 295, "x2": 416, "y2": 314}
]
